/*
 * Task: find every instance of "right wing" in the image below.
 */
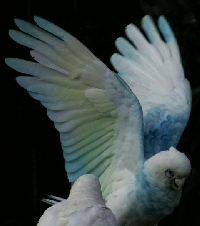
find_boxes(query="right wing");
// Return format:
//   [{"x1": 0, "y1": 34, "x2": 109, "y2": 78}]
[
  {"x1": 111, "y1": 15, "x2": 191, "y2": 159},
  {"x1": 5, "y1": 16, "x2": 144, "y2": 199}
]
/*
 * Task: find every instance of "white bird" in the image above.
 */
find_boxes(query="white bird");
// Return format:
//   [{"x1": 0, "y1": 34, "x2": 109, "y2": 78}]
[
  {"x1": 5, "y1": 15, "x2": 192, "y2": 226},
  {"x1": 37, "y1": 174, "x2": 117, "y2": 226}
]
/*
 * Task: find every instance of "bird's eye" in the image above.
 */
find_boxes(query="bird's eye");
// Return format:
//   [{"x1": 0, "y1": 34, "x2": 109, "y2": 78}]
[{"x1": 165, "y1": 169, "x2": 174, "y2": 178}]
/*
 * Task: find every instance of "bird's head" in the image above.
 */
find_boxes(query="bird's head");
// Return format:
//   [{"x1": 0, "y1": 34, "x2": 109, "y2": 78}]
[{"x1": 144, "y1": 147, "x2": 191, "y2": 191}]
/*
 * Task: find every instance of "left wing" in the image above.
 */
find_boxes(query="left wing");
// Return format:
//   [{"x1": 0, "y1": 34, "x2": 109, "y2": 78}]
[
  {"x1": 5, "y1": 17, "x2": 144, "y2": 199},
  {"x1": 111, "y1": 15, "x2": 191, "y2": 159}
]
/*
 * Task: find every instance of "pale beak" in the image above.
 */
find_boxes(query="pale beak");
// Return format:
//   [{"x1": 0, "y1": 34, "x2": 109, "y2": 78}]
[{"x1": 172, "y1": 178, "x2": 185, "y2": 191}]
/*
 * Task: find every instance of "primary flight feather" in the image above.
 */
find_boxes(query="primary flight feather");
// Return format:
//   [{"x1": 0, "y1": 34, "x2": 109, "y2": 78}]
[{"x1": 5, "y1": 15, "x2": 191, "y2": 226}]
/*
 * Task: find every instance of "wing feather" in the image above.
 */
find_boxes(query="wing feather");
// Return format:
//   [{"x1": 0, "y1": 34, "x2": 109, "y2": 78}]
[
  {"x1": 111, "y1": 15, "x2": 191, "y2": 159},
  {"x1": 5, "y1": 16, "x2": 144, "y2": 199}
]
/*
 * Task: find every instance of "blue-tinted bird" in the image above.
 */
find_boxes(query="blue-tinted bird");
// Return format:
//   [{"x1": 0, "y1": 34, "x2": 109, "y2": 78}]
[{"x1": 6, "y1": 15, "x2": 191, "y2": 226}]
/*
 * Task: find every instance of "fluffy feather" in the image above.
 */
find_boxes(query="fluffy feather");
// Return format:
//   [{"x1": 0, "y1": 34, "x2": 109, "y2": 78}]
[
  {"x1": 5, "y1": 15, "x2": 192, "y2": 226},
  {"x1": 37, "y1": 174, "x2": 117, "y2": 226}
]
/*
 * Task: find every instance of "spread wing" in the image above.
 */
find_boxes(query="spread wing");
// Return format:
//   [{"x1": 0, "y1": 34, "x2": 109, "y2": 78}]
[
  {"x1": 111, "y1": 15, "x2": 191, "y2": 159},
  {"x1": 5, "y1": 16, "x2": 144, "y2": 199}
]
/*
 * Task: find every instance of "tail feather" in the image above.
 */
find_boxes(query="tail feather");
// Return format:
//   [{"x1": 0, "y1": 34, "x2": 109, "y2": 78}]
[{"x1": 41, "y1": 195, "x2": 66, "y2": 206}]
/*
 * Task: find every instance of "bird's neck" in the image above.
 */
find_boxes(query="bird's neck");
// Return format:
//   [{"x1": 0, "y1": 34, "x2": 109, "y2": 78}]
[{"x1": 135, "y1": 171, "x2": 182, "y2": 223}]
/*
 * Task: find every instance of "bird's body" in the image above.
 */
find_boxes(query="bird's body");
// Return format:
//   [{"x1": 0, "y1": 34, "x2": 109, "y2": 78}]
[
  {"x1": 37, "y1": 174, "x2": 117, "y2": 226},
  {"x1": 102, "y1": 148, "x2": 190, "y2": 226},
  {"x1": 6, "y1": 15, "x2": 192, "y2": 226}
]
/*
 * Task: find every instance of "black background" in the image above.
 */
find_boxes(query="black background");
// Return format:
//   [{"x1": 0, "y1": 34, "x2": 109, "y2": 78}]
[{"x1": 2, "y1": 0, "x2": 200, "y2": 225}]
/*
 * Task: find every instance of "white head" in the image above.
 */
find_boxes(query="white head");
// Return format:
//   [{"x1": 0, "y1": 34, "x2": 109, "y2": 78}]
[{"x1": 144, "y1": 147, "x2": 191, "y2": 191}]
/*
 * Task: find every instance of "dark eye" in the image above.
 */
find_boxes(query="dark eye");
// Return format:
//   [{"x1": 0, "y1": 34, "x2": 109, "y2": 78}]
[{"x1": 165, "y1": 169, "x2": 174, "y2": 178}]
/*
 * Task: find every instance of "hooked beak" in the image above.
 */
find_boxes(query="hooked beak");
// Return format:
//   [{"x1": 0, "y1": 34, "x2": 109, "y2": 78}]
[{"x1": 172, "y1": 178, "x2": 185, "y2": 191}]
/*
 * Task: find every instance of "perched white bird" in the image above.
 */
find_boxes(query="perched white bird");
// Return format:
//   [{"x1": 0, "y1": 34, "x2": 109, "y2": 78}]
[
  {"x1": 37, "y1": 174, "x2": 117, "y2": 226},
  {"x1": 5, "y1": 15, "x2": 191, "y2": 226}
]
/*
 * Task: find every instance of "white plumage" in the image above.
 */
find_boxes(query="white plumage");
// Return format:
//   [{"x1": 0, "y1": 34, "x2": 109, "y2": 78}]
[
  {"x1": 37, "y1": 174, "x2": 117, "y2": 226},
  {"x1": 5, "y1": 15, "x2": 192, "y2": 226}
]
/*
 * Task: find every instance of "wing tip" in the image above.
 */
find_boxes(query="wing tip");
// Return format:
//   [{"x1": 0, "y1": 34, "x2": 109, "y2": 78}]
[
  {"x1": 34, "y1": 15, "x2": 48, "y2": 27},
  {"x1": 14, "y1": 18, "x2": 21, "y2": 25},
  {"x1": 5, "y1": 57, "x2": 11, "y2": 66},
  {"x1": 14, "y1": 18, "x2": 28, "y2": 30},
  {"x1": 34, "y1": 15, "x2": 41, "y2": 21},
  {"x1": 158, "y1": 15, "x2": 167, "y2": 26},
  {"x1": 5, "y1": 57, "x2": 18, "y2": 69},
  {"x1": 114, "y1": 37, "x2": 126, "y2": 49},
  {"x1": 15, "y1": 76, "x2": 22, "y2": 84},
  {"x1": 125, "y1": 23, "x2": 135, "y2": 32},
  {"x1": 8, "y1": 29, "x2": 17, "y2": 38},
  {"x1": 110, "y1": 53, "x2": 122, "y2": 67},
  {"x1": 141, "y1": 14, "x2": 152, "y2": 23},
  {"x1": 157, "y1": 15, "x2": 175, "y2": 43}
]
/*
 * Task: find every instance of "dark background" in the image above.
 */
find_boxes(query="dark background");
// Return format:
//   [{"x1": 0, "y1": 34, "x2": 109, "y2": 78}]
[{"x1": 2, "y1": 0, "x2": 200, "y2": 225}]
